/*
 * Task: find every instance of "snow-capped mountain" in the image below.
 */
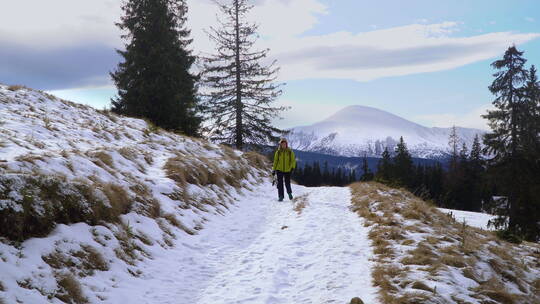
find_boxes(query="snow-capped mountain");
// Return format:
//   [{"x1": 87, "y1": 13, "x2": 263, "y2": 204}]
[{"x1": 288, "y1": 105, "x2": 485, "y2": 159}]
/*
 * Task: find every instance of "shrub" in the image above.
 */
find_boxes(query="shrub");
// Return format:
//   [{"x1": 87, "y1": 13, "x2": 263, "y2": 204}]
[
  {"x1": 0, "y1": 174, "x2": 132, "y2": 241},
  {"x1": 55, "y1": 273, "x2": 88, "y2": 304},
  {"x1": 7, "y1": 85, "x2": 26, "y2": 91},
  {"x1": 242, "y1": 151, "x2": 268, "y2": 170}
]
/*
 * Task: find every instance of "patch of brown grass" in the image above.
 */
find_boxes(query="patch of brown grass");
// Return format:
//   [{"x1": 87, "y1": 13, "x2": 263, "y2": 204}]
[
  {"x1": 242, "y1": 151, "x2": 268, "y2": 170},
  {"x1": 114, "y1": 223, "x2": 147, "y2": 265},
  {"x1": 54, "y1": 273, "x2": 88, "y2": 304},
  {"x1": 118, "y1": 147, "x2": 138, "y2": 161},
  {"x1": 43, "y1": 245, "x2": 109, "y2": 277},
  {"x1": 100, "y1": 183, "x2": 131, "y2": 218},
  {"x1": 7, "y1": 84, "x2": 26, "y2": 91},
  {"x1": 163, "y1": 213, "x2": 195, "y2": 235},
  {"x1": 92, "y1": 151, "x2": 114, "y2": 168},
  {"x1": 394, "y1": 292, "x2": 431, "y2": 304},
  {"x1": 372, "y1": 265, "x2": 401, "y2": 295},
  {"x1": 410, "y1": 281, "x2": 434, "y2": 292},
  {"x1": 164, "y1": 155, "x2": 224, "y2": 188},
  {"x1": 462, "y1": 267, "x2": 481, "y2": 283},
  {"x1": 472, "y1": 277, "x2": 520, "y2": 304},
  {"x1": 400, "y1": 242, "x2": 437, "y2": 266}
]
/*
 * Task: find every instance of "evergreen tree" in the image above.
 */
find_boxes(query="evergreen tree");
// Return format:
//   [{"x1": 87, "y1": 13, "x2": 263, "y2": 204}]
[
  {"x1": 111, "y1": 0, "x2": 200, "y2": 135},
  {"x1": 376, "y1": 147, "x2": 393, "y2": 182},
  {"x1": 202, "y1": 0, "x2": 287, "y2": 149},
  {"x1": 483, "y1": 45, "x2": 540, "y2": 240},
  {"x1": 322, "y1": 161, "x2": 330, "y2": 184},
  {"x1": 335, "y1": 167, "x2": 343, "y2": 186},
  {"x1": 468, "y1": 134, "x2": 485, "y2": 211},
  {"x1": 350, "y1": 169, "x2": 357, "y2": 184},
  {"x1": 521, "y1": 65, "x2": 540, "y2": 156},
  {"x1": 393, "y1": 137, "x2": 413, "y2": 187},
  {"x1": 427, "y1": 162, "x2": 444, "y2": 201},
  {"x1": 448, "y1": 125, "x2": 460, "y2": 170},
  {"x1": 360, "y1": 155, "x2": 374, "y2": 181},
  {"x1": 312, "y1": 161, "x2": 322, "y2": 186}
]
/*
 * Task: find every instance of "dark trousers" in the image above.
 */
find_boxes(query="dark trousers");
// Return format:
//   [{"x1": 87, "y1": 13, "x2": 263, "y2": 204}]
[{"x1": 276, "y1": 171, "x2": 292, "y2": 199}]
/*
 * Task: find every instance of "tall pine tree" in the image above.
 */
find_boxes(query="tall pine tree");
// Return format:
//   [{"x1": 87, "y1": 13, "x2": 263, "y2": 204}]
[
  {"x1": 376, "y1": 147, "x2": 393, "y2": 182},
  {"x1": 483, "y1": 45, "x2": 539, "y2": 240},
  {"x1": 111, "y1": 0, "x2": 200, "y2": 135},
  {"x1": 360, "y1": 155, "x2": 374, "y2": 181},
  {"x1": 202, "y1": 0, "x2": 287, "y2": 149},
  {"x1": 393, "y1": 136, "x2": 413, "y2": 187}
]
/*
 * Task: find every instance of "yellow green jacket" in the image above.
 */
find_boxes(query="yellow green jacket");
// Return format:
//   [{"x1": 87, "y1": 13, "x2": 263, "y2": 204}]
[{"x1": 272, "y1": 148, "x2": 296, "y2": 172}]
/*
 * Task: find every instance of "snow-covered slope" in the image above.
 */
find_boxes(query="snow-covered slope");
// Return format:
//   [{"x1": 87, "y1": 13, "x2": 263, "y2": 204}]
[
  {"x1": 351, "y1": 182, "x2": 540, "y2": 303},
  {"x1": 0, "y1": 84, "x2": 269, "y2": 303},
  {"x1": 288, "y1": 105, "x2": 484, "y2": 158}
]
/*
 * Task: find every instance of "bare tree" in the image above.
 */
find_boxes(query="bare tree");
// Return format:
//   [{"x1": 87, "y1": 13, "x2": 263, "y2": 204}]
[{"x1": 201, "y1": 0, "x2": 287, "y2": 150}]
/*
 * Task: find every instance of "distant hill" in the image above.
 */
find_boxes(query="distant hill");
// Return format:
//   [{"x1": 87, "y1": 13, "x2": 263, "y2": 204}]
[{"x1": 288, "y1": 105, "x2": 484, "y2": 159}]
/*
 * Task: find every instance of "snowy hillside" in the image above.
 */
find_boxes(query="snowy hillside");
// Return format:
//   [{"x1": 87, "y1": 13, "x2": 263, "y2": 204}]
[
  {"x1": 0, "y1": 84, "x2": 268, "y2": 303},
  {"x1": 288, "y1": 105, "x2": 484, "y2": 158},
  {"x1": 351, "y1": 182, "x2": 540, "y2": 303}
]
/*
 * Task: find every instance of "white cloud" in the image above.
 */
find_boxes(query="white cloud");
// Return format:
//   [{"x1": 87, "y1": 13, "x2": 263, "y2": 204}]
[
  {"x1": 414, "y1": 104, "x2": 495, "y2": 130},
  {"x1": 187, "y1": 0, "x2": 327, "y2": 53},
  {"x1": 1, "y1": 0, "x2": 539, "y2": 89},
  {"x1": 0, "y1": 0, "x2": 122, "y2": 49},
  {"x1": 263, "y1": 22, "x2": 540, "y2": 82},
  {"x1": 273, "y1": 99, "x2": 343, "y2": 129}
]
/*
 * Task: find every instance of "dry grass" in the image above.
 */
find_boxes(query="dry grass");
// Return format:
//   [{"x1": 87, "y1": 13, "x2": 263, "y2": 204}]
[
  {"x1": 472, "y1": 277, "x2": 522, "y2": 304},
  {"x1": 410, "y1": 281, "x2": 434, "y2": 293},
  {"x1": 163, "y1": 213, "x2": 195, "y2": 235},
  {"x1": 0, "y1": 174, "x2": 132, "y2": 241},
  {"x1": 130, "y1": 183, "x2": 161, "y2": 218},
  {"x1": 113, "y1": 223, "x2": 146, "y2": 265},
  {"x1": 349, "y1": 181, "x2": 539, "y2": 304},
  {"x1": 118, "y1": 146, "x2": 138, "y2": 161},
  {"x1": 42, "y1": 245, "x2": 109, "y2": 277},
  {"x1": 54, "y1": 273, "x2": 88, "y2": 304},
  {"x1": 400, "y1": 242, "x2": 437, "y2": 266},
  {"x1": 242, "y1": 151, "x2": 269, "y2": 170},
  {"x1": 7, "y1": 84, "x2": 26, "y2": 91},
  {"x1": 91, "y1": 151, "x2": 114, "y2": 168},
  {"x1": 371, "y1": 264, "x2": 407, "y2": 302},
  {"x1": 164, "y1": 155, "x2": 224, "y2": 188}
]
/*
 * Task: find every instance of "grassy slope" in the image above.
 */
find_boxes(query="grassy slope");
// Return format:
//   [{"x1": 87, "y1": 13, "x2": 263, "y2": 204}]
[{"x1": 350, "y1": 182, "x2": 540, "y2": 304}]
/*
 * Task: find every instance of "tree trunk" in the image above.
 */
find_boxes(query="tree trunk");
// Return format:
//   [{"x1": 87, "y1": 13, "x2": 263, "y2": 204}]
[{"x1": 234, "y1": 0, "x2": 243, "y2": 150}]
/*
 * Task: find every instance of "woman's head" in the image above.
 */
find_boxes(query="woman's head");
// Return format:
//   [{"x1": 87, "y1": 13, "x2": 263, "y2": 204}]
[{"x1": 279, "y1": 138, "x2": 288, "y2": 149}]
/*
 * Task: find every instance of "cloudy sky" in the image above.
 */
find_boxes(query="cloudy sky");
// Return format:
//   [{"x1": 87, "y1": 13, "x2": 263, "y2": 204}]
[{"x1": 1, "y1": 0, "x2": 539, "y2": 130}]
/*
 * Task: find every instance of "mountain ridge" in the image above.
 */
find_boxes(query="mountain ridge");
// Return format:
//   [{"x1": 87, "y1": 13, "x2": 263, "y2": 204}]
[{"x1": 288, "y1": 105, "x2": 484, "y2": 159}]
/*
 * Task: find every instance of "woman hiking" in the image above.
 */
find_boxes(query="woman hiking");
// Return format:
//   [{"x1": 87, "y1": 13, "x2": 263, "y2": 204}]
[{"x1": 272, "y1": 138, "x2": 296, "y2": 201}]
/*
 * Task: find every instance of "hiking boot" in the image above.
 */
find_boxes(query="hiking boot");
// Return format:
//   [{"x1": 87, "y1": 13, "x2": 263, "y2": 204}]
[
  {"x1": 288, "y1": 193, "x2": 293, "y2": 200},
  {"x1": 278, "y1": 197, "x2": 284, "y2": 202}
]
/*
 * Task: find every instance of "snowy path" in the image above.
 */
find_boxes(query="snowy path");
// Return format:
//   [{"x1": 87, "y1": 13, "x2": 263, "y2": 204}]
[{"x1": 114, "y1": 183, "x2": 379, "y2": 304}]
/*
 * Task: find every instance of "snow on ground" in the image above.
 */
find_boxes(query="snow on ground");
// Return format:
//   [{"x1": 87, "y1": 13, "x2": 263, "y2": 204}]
[
  {"x1": 0, "y1": 85, "x2": 379, "y2": 303},
  {"x1": 437, "y1": 208, "x2": 497, "y2": 230},
  {"x1": 111, "y1": 183, "x2": 379, "y2": 304},
  {"x1": 3, "y1": 84, "x2": 533, "y2": 304}
]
